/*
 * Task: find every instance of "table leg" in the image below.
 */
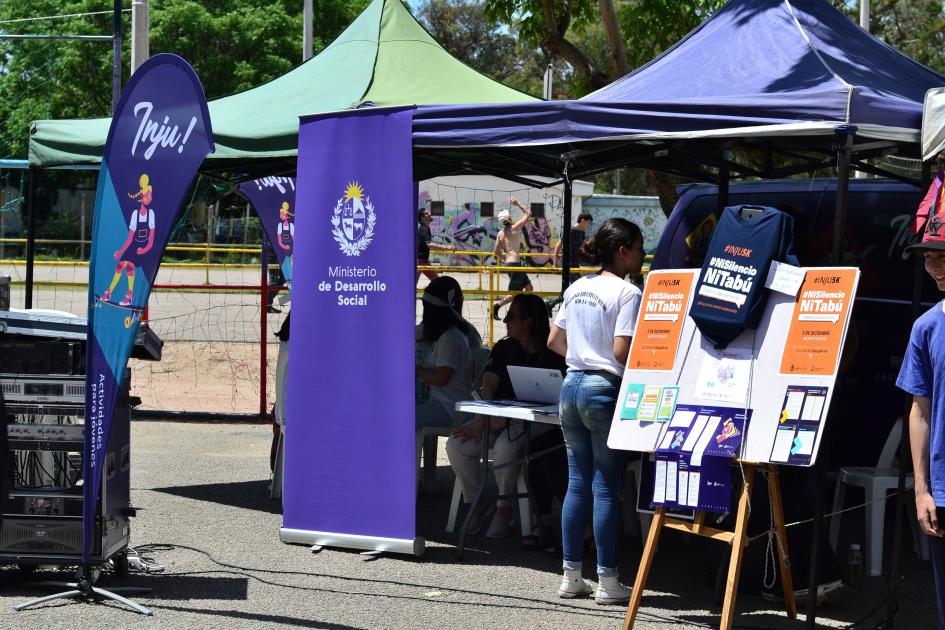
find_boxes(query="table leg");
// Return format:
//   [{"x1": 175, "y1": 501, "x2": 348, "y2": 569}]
[{"x1": 520, "y1": 423, "x2": 534, "y2": 535}]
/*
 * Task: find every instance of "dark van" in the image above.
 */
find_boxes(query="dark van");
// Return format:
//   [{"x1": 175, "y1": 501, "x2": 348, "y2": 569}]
[{"x1": 652, "y1": 178, "x2": 938, "y2": 468}]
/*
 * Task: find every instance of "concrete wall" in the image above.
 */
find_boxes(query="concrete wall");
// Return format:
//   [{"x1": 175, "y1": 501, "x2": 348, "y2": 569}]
[{"x1": 582, "y1": 194, "x2": 667, "y2": 252}]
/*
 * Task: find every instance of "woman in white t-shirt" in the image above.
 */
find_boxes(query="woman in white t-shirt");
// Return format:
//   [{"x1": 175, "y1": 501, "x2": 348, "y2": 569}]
[
  {"x1": 416, "y1": 276, "x2": 474, "y2": 428},
  {"x1": 547, "y1": 218, "x2": 644, "y2": 605}
]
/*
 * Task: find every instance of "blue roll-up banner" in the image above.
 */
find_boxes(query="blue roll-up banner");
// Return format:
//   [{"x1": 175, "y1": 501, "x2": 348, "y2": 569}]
[
  {"x1": 84, "y1": 54, "x2": 213, "y2": 562},
  {"x1": 281, "y1": 107, "x2": 421, "y2": 555},
  {"x1": 238, "y1": 177, "x2": 296, "y2": 289}
]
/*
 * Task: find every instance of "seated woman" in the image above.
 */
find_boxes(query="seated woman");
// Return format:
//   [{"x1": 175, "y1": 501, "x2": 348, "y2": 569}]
[
  {"x1": 416, "y1": 275, "x2": 481, "y2": 351},
  {"x1": 416, "y1": 276, "x2": 475, "y2": 429},
  {"x1": 446, "y1": 293, "x2": 566, "y2": 539}
]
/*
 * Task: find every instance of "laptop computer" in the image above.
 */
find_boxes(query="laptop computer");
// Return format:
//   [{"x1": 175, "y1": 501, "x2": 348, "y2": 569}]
[{"x1": 506, "y1": 366, "x2": 564, "y2": 413}]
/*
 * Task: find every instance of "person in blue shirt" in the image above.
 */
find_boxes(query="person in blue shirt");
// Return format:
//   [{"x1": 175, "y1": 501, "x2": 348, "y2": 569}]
[{"x1": 897, "y1": 212, "x2": 945, "y2": 629}]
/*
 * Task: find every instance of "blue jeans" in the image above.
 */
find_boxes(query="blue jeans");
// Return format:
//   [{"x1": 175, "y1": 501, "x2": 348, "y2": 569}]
[{"x1": 559, "y1": 370, "x2": 626, "y2": 577}]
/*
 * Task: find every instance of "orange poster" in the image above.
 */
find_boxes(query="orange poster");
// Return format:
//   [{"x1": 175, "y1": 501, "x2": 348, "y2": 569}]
[
  {"x1": 779, "y1": 268, "x2": 858, "y2": 377},
  {"x1": 627, "y1": 271, "x2": 695, "y2": 371}
]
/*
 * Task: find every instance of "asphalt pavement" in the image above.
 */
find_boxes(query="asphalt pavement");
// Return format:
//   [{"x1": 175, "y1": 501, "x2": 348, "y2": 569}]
[{"x1": 0, "y1": 422, "x2": 937, "y2": 629}]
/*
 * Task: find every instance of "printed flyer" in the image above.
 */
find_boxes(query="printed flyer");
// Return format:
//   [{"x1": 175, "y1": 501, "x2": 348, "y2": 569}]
[
  {"x1": 627, "y1": 270, "x2": 695, "y2": 371},
  {"x1": 779, "y1": 268, "x2": 858, "y2": 376},
  {"x1": 769, "y1": 385, "x2": 828, "y2": 466},
  {"x1": 650, "y1": 404, "x2": 751, "y2": 513}
]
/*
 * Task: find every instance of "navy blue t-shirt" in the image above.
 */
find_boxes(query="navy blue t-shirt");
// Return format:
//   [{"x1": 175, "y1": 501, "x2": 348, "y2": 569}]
[
  {"x1": 689, "y1": 205, "x2": 798, "y2": 348},
  {"x1": 897, "y1": 301, "x2": 945, "y2": 506}
]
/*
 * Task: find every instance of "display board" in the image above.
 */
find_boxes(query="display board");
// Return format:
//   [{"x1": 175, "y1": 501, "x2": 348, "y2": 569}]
[{"x1": 608, "y1": 267, "x2": 859, "y2": 466}]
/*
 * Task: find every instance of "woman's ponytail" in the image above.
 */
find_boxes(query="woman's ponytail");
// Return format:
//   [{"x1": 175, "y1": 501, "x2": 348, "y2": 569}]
[
  {"x1": 578, "y1": 238, "x2": 600, "y2": 265},
  {"x1": 583, "y1": 218, "x2": 642, "y2": 267}
]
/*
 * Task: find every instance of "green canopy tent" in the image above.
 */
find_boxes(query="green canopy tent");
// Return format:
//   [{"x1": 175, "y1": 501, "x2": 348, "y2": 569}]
[{"x1": 27, "y1": 0, "x2": 537, "y2": 179}]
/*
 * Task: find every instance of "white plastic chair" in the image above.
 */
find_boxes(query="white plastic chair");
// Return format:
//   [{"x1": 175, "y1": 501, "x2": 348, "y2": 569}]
[
  {"x1": 828, "y1": 417, "x2": 930, "y2": 576},
  {"x1": 446, "y1": 463, "x2": 532, "y2": 536},
  {"x1": 416, "y1": 425, "x2": 453, "y2": 491}
]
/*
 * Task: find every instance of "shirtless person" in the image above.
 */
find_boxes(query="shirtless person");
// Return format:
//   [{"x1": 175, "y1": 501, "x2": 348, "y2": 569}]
[{"x1": 492, "y1": 197, "x2": 533, "y2": 320}]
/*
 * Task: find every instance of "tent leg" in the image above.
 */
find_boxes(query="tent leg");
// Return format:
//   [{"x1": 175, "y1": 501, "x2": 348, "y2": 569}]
[
  {"x1": 560, "y1": 177, "x2": 573, "y2": 294},
  {"x1": 804, "y1": 130, "x2": 855, "y2": 630},
  {"x1": 886, "y1": 160, "x2": 934, "y2": 628},
  {"x1": 25, "y1": 168, "x2": 37, "y2": 309},
  {"x1": 260, "y1": 242, "x2": 268, "y2": 416},
  {"x1": 718, "y1": 158, "x2": 729, "y2": 212},
  {"x1": 832, "y1": 132, "x2": 853, "y2": 265}
]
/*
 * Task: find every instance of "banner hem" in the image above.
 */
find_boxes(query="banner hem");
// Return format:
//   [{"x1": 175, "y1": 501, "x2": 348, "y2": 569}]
[{"x1": 279, "y1": 528, "x2": 425, "y2": 556}]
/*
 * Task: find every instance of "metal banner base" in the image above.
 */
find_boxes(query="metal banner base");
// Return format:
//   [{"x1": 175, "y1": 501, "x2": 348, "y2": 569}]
[
  {"x1": 280, "y1": 528, "x2": 425, "y2": 556},
  {"x1": 12, "y1": 566, "x2": 154, "y2": 616}
]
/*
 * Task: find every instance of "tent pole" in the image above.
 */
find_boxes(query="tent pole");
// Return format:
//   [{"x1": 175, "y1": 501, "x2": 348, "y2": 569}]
[
  {"x1": 560, "y1": 174, "x2": 573, "y2": 295},
  {"x1": 805, "y1": 130, "x2": 854, "y2": 630},
  {"x1": 718, "y1": 151, "x2": 730, "y2": 213},
  {"x1": 886, "y1": 159, "x2": 932, "y2": 628},
  {"x1": 24, "y1": 168, "x2": 36, "y2": 309},
  {"x1": 832, "y1": 133, "x2": 853, "y2": 264},
  {"x1": 260, "y1": 242, "x2": 269, "y2": 417},
  {"x1": 112, "y1": 0, "x2": 122, "y2": 114}
]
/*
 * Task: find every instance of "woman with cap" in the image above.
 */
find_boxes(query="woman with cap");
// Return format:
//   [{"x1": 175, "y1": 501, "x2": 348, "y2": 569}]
[
  {"x1": 416, "y1": 276, "x2": 475, "y2": 429},
  {"x1": 547, "y1": 217, "x2": 645, "y2": 605}
]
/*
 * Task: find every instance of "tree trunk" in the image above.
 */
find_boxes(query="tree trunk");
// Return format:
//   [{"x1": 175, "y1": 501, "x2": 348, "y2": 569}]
[
  {"x1": 649, "y1": 171, "x2": 685, "y2": 218},
  {"x1": 539, "y1": 0, "x2": 609, "y2": 89},
  {"x1": 598, "y1": 0, "x2": 629, "y2": 79}
]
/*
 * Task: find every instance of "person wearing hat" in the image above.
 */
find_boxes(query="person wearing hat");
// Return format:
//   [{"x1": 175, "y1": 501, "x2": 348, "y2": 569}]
[
  {"x1": 416, "y1": 276, "x2": 475, "y2": 429},
  {"x1": 492, "y1": 197, "x2": 533, "y2": 320},
  {"x1": 897, "y1": 197, "x2": 945, "y2": 629}
]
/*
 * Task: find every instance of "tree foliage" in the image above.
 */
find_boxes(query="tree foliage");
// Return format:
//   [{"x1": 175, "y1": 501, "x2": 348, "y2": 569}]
[
  {"x1": 485, "y1": 0, "x2": 606, "y2": 89},
  {"x1": 417, "y1": 0, "x2": 566, "y2": 98},
  {"x1": 485, "y1": 0, "x2": 725, "y2": 93},
  {"x1": 617, "y1": 1, "x2": 725, "y2": 72},
  {"x1": 416, "y1": 0, "x2": 517, "y2": 82},
  {"x1": 860, "y1": 1, "x2": 945, "y2": 74},
  {"x1": 0, "y1": 0, "x2": 368, "y2": 159}
]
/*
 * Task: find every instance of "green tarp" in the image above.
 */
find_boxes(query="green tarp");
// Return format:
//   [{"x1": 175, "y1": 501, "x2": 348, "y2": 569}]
[{"x1": 28, "y1": 0, "x2": 536, "y2": 175}]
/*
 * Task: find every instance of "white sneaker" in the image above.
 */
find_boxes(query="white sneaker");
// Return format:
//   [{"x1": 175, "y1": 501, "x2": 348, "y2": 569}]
[
  {"x1": 595, "y1": 575, "x2": 631, "y2": 605},
  {"x1": 558, "y1": 571, "x2": 594, "y2": 599}
]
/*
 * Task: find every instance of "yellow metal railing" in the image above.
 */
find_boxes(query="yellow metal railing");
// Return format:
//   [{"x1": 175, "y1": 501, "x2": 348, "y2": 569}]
[
  {"x1": 0, "y1": 239, "x2": 275, "y2": 285},
  {"x1": 418, "y1": 249, "x2": 653, "y2": 344}
]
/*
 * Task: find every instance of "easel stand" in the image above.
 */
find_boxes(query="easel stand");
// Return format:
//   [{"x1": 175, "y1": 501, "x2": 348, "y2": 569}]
[
  {"x1": 12, "y1": 563, "x2": 154, "y2": 616},
  {"x1": 623, "y1": 463, "x2": 796, "y2": 630}
]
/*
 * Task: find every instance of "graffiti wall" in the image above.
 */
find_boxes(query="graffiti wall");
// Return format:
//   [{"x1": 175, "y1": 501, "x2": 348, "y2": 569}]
[
  {"x1": 418, "y1": 176, "x2": 594, "y2": 267},
  {"x1": 418, "y1": 178, "x2": 669, "y2": 266}
]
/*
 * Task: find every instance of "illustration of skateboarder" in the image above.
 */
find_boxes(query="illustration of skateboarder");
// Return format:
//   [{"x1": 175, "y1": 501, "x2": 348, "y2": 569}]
[{"x1": 101, "y1": 173, "x2": 155, "y2": 307}]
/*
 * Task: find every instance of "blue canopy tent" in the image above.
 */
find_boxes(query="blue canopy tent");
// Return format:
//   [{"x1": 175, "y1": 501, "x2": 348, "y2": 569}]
[
  {"x1": 411, "y1": 0, "x2": 944, "y2": 316},
  {"x1": 409, "y1": 1, "x2": 944, "y2": 625},
  {"x1": 414, "y1": 0, "x2": 943, "y2": 165}
]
